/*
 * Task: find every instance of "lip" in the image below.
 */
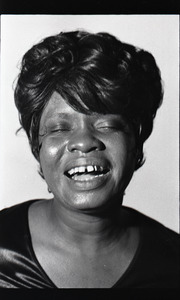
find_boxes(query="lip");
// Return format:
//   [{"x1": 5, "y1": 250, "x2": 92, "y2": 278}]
[
  {"x1": 63, "y1": 157, "x2": 111, "y2": 191},
  {"x1": 66, "y1": 170, "x2": 110, "y2": 191},
  {"x1": 64, "y1": 157, "x2": 111, "y2": 174}
]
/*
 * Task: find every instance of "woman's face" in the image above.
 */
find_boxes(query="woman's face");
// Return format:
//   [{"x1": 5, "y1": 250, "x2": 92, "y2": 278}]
[{"x1": 39, "y1": 92, "x2": 136, "y2": 212}]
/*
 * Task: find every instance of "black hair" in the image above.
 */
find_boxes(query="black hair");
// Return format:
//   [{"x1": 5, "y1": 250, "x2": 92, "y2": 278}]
[{"x1": 14, "y1": 30, "x2": 163, "y2": 172}]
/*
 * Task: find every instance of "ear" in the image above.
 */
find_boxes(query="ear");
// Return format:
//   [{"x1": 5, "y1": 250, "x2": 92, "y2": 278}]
[
  {"x1": 135, "y1": 146, "x2": 144, "y2": 170},
  {"x1": 32, "y1": 144, "x2": 41, "y2": 162}
]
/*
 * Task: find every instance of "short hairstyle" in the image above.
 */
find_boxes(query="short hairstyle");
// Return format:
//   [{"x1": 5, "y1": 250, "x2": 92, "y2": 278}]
[{"x1": 14, "y1": 30, "x2": 163, "y2": 171}]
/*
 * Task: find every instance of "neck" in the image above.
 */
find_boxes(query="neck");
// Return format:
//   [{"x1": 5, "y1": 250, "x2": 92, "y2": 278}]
[{"x1": 47, "y1": 197, "x2": 129, "y2": 254}]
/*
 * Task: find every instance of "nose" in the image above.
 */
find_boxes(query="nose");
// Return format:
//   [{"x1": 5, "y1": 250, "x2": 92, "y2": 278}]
[{"x1": 67, "y1": 129, "x2": 105, "y2": 153}]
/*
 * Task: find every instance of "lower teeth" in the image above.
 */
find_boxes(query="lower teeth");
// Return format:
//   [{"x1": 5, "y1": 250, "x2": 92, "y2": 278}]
[{"x1": 72, "y1": 173, "x2": 104, "y2": 181}]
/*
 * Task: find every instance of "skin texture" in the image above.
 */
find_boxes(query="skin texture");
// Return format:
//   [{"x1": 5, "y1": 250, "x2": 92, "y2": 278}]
[
  {"x1": 28, "y1": 91, "x2": 140, "y2": 287},
  {"x1": 39, "y1": 91, "x2": 136, "y2": 214}
]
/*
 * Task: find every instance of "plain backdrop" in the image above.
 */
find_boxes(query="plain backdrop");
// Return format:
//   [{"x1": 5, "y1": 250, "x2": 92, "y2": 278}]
[{"x1": 0, "y1": 15, "x2": 179, "y2": 232}]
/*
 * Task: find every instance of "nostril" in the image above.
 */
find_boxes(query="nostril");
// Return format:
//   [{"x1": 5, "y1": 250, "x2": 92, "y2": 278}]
[{"x1": 67, "y1": 136, "x2": 105, "y2": 153}]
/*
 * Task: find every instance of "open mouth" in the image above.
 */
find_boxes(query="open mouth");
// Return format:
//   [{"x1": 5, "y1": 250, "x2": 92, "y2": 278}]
[{"x1": 65, "y1": 165, "x2": 110, "y2": 181}]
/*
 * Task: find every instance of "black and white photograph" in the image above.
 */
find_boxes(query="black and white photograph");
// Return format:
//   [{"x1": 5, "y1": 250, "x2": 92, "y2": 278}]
[{"x1": 0, "y1": 15, "x2": 179, "y2": 288}]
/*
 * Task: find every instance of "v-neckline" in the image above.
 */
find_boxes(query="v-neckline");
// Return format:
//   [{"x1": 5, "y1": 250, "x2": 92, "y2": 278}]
[{"x1": 26, "y1": 199, "x2": 143, "y2": 288}]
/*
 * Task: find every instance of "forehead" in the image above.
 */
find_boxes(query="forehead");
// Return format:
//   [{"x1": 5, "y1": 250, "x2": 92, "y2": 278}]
[
  {"x1": 39, "y1": 91, "x2": 127, "y2": 128},
  {"x1": 39, "y1": 91, "x2": 80, "y2": 127},
  {"x1": 42, "y1": 91, "x2": 75, "y2": 117},
  {"x1": 40, "y1": 91, "x2": 97, "y2": 123}
]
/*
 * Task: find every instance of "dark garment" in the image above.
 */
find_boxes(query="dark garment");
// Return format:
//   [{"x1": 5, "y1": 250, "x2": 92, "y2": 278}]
[{"x1": 0, "y1": 200, "x2": 179, "y2": 288}]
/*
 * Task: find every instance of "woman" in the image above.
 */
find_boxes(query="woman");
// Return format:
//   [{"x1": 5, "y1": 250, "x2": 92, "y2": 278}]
[{"x1": 0, "y1": 30, "x2": 179, "y2": 288}]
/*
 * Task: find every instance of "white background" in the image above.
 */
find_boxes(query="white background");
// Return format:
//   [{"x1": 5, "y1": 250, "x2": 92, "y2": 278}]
[{"x1": 0, "y1": 15, "x2": 179, "y2": 232}]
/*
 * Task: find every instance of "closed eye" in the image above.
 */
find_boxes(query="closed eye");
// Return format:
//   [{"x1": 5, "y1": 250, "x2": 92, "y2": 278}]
[
  {"x1": 51, "y1": 127, "x2": 71, "y2": 133},
  {"x1": 48, "y1": 121, "x2": 73, "y2": 134},
  {"x1": 96, "y1": 122, "x2": 128, "y2": 133}
]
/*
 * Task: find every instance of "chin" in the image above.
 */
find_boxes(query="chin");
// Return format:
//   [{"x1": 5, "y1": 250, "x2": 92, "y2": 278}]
[{"x1": 62, "y1": 188, "x2": 122, "y2": 214}]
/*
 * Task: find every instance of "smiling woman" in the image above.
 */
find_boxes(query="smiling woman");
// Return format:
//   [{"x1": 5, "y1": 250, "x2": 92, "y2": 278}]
[
  {"x1": 38, "y1": 92, "x2": 136, "y2": 211},
  {"x1": 0, "y1": 30, "x2": 179, "y2": 288}
]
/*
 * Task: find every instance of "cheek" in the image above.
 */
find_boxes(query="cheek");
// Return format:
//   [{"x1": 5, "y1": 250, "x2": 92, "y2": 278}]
[
  {"x1": 40, "y1": 145, "x2": 58, "y2": 162},
  {"x1": 39, "y1": 136, "x2": 67, "y2": 163},
  {"x1": 39, "y1": 136, "x2": 69, "y2": 184},
  {"x1": 47, "y1": 145, "x2": 59, "y2": 157},
  {"x1": 39, "y1": 141, "x2": 60, "y2": 177},
  {"x1": 108, "y1": 134, "x2": 136, "y2": 174}
]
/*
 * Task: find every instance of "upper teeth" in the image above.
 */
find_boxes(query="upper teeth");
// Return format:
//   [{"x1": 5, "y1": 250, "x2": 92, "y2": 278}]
[{"x1": 67, "y1": 165, "x2": 103, "y2": 176}]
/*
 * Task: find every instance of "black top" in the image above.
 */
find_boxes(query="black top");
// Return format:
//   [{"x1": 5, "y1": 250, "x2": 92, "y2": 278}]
[{"x1": 0, "y1": 200, "x2": 179, "y2": 288}]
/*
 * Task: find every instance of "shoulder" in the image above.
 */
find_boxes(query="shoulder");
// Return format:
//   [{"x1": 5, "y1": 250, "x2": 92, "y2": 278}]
[
  {"x1": 0, "y1": 200, "x2": 41, "y2": 239},
  {"x1": 121, "y1": 206, "x2": 180, "y2": 288},
  {"x1": 123, "y1": 205, "x2": 179, "y2": 239},
  {"x1": 0, "y1": 200, "x2": 37, "y2": 223},
  {"x1": 0, "y1": 200, "x2": 54, "y2": 288},
  {"x1": 123, "y1": 206, "x2": 179, "y2": 265}
]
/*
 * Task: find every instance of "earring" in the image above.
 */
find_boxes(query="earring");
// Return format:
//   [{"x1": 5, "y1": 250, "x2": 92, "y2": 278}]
[{"x1": 48, "y1": 187, "x2": 52, "y2": 193}]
